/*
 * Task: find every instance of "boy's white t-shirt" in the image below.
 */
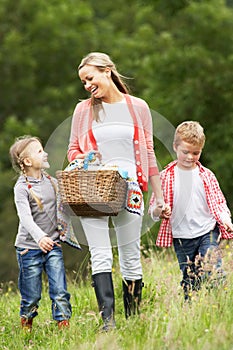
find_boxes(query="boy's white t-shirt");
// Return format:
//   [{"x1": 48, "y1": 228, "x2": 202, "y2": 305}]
[
  {"x1": 92, "y1": 99, "x2": 137, "y2": 180},
  {"x1": 171, "y1": 165, "x2": 216, "y2": 239}
]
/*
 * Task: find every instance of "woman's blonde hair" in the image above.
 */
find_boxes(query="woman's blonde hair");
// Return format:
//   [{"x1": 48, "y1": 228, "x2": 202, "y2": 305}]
[
  {"x1": 174, "y1": 121, "x2": 205, "y2": 148},
  {"x1": 78, "y1": 52, "x2": 129, "y2": 121},
  {"x1": 9, "y1": 135, "x2": 57, "y2": 210}
]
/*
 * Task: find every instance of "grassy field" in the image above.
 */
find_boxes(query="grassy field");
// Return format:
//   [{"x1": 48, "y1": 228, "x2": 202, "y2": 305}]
[{"x1": 1, "y1": 242, "x2": 233, "y2": 350}]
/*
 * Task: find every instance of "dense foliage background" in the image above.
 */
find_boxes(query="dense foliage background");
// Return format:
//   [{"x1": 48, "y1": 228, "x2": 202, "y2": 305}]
[{"x1": 0, "y1": 0, "x2": 232, "y2": 282}]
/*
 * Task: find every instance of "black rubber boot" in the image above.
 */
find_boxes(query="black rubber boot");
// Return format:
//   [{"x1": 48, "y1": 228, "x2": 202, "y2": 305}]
[
  {"x1": 122, "y1": 279, "x2": 143, "y2": 319},
  {"x1": 92, "y1": 272, "x2": 116, "y2": 331}
]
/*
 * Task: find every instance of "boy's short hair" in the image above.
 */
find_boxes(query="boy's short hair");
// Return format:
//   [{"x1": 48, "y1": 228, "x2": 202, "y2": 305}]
[{"x1": 174, "y1": 121, "x2": 205, "y2": 148}]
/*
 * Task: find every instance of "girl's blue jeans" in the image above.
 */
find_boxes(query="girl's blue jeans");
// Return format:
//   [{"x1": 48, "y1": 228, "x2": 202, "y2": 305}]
[
  {"x1": 173, "y1": 225, "x2": 222, "y2": 294},
  {"x1": 16, "y1": 245, "x2": 72, "y2": 321}
]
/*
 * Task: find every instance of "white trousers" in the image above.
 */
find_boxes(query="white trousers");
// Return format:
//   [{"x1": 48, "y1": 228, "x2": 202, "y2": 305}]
[{"x1": 80, "y1": 209, "x2": 143, "y2": 280}]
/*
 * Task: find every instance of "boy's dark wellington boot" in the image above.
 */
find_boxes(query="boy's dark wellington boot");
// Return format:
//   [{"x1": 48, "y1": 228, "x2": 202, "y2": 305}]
[
  {"x1": 92, "y1": 272, "x2": 116, "y2": 331},
  {"x1": 122, "y1": 279, "x2": 144, "y2": 319}
]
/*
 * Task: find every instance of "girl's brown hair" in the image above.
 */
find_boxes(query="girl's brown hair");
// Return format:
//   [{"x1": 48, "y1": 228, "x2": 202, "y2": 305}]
[
  {"x1": 9, "y1": 135, "x2": 41, "y2": 174},
  {"x1": 9, "y1": 135, "x2": 57, "y2": 210}
]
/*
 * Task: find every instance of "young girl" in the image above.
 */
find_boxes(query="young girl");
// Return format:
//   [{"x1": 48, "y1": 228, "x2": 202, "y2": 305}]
[{"x1": 9, "y1": 136, "x2": 72, "y2": 331}]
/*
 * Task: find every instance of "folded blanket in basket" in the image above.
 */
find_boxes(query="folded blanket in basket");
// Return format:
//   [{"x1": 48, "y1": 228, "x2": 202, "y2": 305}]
[
  {"x1": 125, "y1": 180, "x2": 144, "y2": 216},
  {"x1": 57, "y1": 190, "x2": 81, "y2": 250}
]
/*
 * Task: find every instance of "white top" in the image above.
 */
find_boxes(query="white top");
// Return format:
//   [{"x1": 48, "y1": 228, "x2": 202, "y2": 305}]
[
  {"x1": 92, "y1": 99, "x2": 137, "y2": 179},
  {"x1": 171, "y1": 166, "x2": 216, "y2": 239}
]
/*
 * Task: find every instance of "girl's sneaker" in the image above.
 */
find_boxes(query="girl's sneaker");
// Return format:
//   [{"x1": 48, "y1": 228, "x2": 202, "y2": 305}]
[
  {"x1": 21, "y1": 317, "x2": 33, "y2": 332},
  {"x1": 57, "y1": 320, "x2": 70, "y2": 329}
]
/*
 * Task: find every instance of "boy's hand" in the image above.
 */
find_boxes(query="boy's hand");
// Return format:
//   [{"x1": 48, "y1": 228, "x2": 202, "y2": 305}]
[
  {"x1": 223, "y1": 221, "x2": 233, "y2": 232},
  {"x1": 39, "y1": 236, "x2": 54, "y2": 253},
  {"x1": 160, "y1": 204, "x2": 172, "y2": 219}
]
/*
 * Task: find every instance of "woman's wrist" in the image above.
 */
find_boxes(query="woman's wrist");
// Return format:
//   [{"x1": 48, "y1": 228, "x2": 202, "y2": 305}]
[{"x1": 155, "y1": 198, "x2": 164, "y2": 207}]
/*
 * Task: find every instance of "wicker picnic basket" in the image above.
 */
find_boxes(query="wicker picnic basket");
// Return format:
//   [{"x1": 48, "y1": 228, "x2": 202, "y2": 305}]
[{"x1": 56, "y1": 169, "x2": 128, "y2": 216}]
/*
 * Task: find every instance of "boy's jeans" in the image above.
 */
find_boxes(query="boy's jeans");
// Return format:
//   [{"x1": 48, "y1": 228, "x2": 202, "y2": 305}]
[
  {"x1": 16, "y1": 245, "x2": 71, "y2": 321},
  {"x1": 173, "y1": 225, "x2": 222, "y2": 294}
]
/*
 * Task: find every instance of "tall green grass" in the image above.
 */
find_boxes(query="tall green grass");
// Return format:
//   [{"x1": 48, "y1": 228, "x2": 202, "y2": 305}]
[{"x1": 1, "y1": 242, "x2": 233, "y2": 350}]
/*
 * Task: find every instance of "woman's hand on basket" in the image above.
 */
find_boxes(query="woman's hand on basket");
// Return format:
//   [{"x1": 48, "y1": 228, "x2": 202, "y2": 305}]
[
  {"x1": 91, "y1": 151, "x2": 102, "y2": 162},
  {"x1": 75, "y1": 151, "x2": 102, "y2": 162}
]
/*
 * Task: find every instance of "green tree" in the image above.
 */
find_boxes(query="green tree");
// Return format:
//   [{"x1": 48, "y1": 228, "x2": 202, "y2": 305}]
[
  {"x1": 0, "y1": 0, "x2": 232, "y2": 282},
  {"x1": 0, "y1": 0, "x2": 97, "y2": 138}
]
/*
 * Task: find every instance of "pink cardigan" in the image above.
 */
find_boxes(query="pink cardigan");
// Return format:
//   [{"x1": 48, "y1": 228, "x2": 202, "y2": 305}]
[{"x1": 67, "y1": 94, "x2": 159, "y2": 191}]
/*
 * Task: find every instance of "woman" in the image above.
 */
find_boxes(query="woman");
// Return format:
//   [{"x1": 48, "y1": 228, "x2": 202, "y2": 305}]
[{"x1": 68, "y1": 52, "x2": 164, "y2": 330}]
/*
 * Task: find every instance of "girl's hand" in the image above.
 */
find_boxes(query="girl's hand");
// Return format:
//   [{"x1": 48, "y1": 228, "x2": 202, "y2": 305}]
[{"x1": 39, "y1": 236, "x2": 54, "y2": 253}]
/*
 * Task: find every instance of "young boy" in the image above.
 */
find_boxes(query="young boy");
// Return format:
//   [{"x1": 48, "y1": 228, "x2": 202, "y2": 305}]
[{"x1": 149, "y1": 121, "x2": 233, "y2": 299}]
